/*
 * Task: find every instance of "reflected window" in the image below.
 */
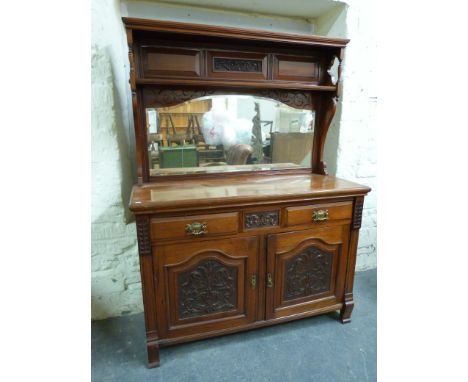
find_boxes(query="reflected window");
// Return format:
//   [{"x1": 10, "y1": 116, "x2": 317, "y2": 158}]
[{"x1": 145, "y1": 95, "x2": 314, "y2": 176}]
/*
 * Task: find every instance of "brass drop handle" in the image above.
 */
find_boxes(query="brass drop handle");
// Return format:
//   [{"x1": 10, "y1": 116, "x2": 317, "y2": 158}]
[
  {"x1": 185, "y1": 222, "x2": 208, "y2": 236},
  {"x1": 267, "y1": 273, "x2": 273, "y2": 288},
  {"x1": 313, "y1": 209, "x2": 329, "y2": 222},
  {"x1": 251, "y1": 274, "x2": 257, "y2": 288}
]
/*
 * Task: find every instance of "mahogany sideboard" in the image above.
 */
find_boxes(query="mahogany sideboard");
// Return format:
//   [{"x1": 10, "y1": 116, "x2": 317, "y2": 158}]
[{"x1": 123, "y1": 18, "x2": 371, "y2": 367}]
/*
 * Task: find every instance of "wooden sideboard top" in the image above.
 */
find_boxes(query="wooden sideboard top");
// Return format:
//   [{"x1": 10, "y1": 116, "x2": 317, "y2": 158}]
[{"x1": 129, "y1": 174, "x2": 371, "y2": 213}]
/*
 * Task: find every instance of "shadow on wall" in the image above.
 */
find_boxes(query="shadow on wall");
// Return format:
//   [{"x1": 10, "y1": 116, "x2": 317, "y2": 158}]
[{"x1": 91, "y1": 44, "x2": 134, "y2": 224}]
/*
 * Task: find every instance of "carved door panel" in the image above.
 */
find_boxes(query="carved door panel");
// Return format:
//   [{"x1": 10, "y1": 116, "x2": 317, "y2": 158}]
[
  {"x1": 265, "y1": 226, "x2": 349, "y2": 320},
  {"x1": 155, "y1": 237, "x2": 258, "y2": 339}
]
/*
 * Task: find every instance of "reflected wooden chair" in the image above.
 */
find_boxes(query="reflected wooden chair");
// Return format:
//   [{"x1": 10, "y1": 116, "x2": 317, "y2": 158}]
[
  {"x1": 187, "y1": 114, "x2": 204, "y2": 145},
  {"x1": 225, "y1": 144, "x2": 253, "y2": 165}
]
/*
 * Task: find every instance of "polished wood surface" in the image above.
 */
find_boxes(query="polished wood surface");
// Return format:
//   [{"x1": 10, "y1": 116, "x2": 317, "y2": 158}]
[
  {"x1": 130, "y1": 174, "x2": 370, "y2": 213},
  {"x1": 130, "y1": 175, "x2": 370, "y2": 368},
  {"x1": 273, "y1": 54, "x2": 320, "y2": 82},
  {"x1": 150, "y1": 162, "x2": 301, "y2": 177},
  {"x1": 123, "y1": 18, "x2": 370, "y2": 368},
  {"x1": 136, "y1": 78, "x2": 336, "y2": 91},
  {"x1": 141, "y1": 47, "x2": 201, "y2": 78}
]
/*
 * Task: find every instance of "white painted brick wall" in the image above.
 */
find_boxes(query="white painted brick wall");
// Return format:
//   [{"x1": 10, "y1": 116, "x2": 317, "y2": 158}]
[
  {"x1": 335, "y1": 0, "x2": 377, "y2": 270},
  {"x1": 91, "y1": 39, "x2": 142, "y2": 319},
  {"x1": 91, "y1": 0, "x2": 377, "y2": 320}
]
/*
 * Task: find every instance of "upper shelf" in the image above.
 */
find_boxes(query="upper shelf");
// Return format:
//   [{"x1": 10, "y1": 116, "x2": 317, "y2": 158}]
[
  {"x1": 122, "y1": 17, "x2": 350, "y2": 49},
  {"x1": 124, "y1": 18, "x2": 346, "y2": 91},
  {"x1": 136, "y1": 78, "x2": 337, "y2": 92}
]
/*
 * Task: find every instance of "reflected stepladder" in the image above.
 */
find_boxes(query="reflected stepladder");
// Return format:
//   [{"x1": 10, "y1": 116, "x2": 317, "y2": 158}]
[{"x1": 146, "y1": 95, "x2": 315, "y2": 176}]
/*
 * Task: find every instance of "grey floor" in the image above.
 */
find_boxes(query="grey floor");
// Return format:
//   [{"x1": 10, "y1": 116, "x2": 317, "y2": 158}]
[{"x1": 92, "y1": 269, "x2": 376, "y2": 382}]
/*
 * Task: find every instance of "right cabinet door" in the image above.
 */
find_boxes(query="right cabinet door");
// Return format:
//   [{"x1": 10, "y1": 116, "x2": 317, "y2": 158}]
[{"x1": 266, "y1": 225, "x2": 349, "y2": 320}]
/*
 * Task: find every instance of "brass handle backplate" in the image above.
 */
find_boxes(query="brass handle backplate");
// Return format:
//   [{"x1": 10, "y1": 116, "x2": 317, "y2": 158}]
[
  {"x1": 313, "y1": 209, "x2": 329, "y2": 222},
  {"x1": 251, "y1": 274, "x2": 257, "y2": 288},
  {"x1": 185, "y1": 222, "x2": 208, "y2": 236},
  {"x1": 267, "y1": 273, "x2": 273, "y2": 288}
]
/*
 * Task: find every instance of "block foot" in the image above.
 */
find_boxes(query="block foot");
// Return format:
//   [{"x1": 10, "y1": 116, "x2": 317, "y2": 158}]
[
  {"x1": 147, "y1": 341, "x2": 160, "y2": 368},
  {"x1": 340, "y1": 297, "x2": 354, "y2": 324}
]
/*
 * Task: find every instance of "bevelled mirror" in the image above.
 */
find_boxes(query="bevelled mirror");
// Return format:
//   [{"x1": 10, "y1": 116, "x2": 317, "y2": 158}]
[{"x1": 145, "y1": 95, "x2": 315, "y2": 176}]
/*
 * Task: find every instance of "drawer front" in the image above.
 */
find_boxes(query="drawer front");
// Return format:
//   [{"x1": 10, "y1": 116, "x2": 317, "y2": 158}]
[
  {"x1": 207, "y1": 51, "x2": 268, "y2": 80},
  {"x1": 285, "y1": 201, "x2": 353, "y2": 227},
  {"x1": 151, "y1": 212, "x2": 239, "y2": 241}
]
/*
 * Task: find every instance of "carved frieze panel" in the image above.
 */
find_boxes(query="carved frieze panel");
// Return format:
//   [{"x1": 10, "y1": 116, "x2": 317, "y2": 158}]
[
  {"x1": 259, "y1": 90, "x2": 313, "y2": 109},
  {"x1": 283, "y1": 246, "x2": 333, "y2": 301},
  {"x1": 213, "y1": 57, "x2": 262, "y2": 73},
  {"x1": 245, "y1": 211, "x2": 279, "y2": 229},
  {"x1": 143, "y1": 89, "x2": 217, "y2": 108},
  {"x1": 353, "y1": 197, "x2": 364, "y2": 229},
  {"x1": 135, "y1": 216, "x2": 151, "y2": 255},
  {"x1": 178, "y1": 259, "x2": 238, "y2": 319},
  {"x1": 143, "y1": 88, "x2": 314, "y2": 110}
]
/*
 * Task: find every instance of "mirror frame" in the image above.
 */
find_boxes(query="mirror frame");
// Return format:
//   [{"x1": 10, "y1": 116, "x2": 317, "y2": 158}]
[{"x1": 141, "y1": 88, "x2": 319, "y2": 180}]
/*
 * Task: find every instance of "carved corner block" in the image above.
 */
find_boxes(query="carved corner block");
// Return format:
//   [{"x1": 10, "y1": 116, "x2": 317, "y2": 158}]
[
  {"x1": 352, "y1": 197, "x2": 364, "y2": 229},
  {"x1": 136, "y1": 216, "x2": 151, "y2": 255}
]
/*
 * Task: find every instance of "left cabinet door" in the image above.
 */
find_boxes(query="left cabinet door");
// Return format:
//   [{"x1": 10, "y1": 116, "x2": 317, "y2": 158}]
[{"x1": 154, "y1": 237, "x2": 258, "y2": 340}]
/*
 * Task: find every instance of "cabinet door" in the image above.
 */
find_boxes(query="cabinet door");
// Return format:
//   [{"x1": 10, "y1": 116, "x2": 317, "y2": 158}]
[
  {"x1": 266, "y1": 226, "x2": 349, "y2": 320},
  {"x1": 155, "y1": 237, "x2": 258, "y2": 339}
]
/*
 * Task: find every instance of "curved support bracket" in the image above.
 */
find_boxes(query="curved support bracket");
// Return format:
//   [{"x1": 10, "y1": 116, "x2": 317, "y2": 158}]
[{"x1": 312, "y1": 95, "x2": 338, "y2": 175}]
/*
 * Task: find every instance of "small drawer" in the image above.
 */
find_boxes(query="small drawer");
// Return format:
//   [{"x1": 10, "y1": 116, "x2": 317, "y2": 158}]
[
  {"x1": 285, "y1": 202, "x2": 353, "y2": 227},
  {"x1": 151, "y1": 212, "x2": 239, "y2": 241}
]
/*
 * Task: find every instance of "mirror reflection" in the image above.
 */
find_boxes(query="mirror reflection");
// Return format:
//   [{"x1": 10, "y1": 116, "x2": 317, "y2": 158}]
[{"x1": 146, "y1": 95, "x2": 314, "y2": 175}]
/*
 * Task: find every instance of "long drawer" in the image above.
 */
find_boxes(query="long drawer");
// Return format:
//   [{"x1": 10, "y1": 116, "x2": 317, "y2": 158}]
[{"x1": 151, "y1": 212, "x2": 239, "y2": 241}]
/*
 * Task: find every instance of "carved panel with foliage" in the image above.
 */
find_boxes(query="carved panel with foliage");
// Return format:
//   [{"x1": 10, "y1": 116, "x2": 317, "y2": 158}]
[
  {"x1": 142, "y1": 87, "x2": 316, "y2": 110},
  {"x1": 283, "y1": 246, "x2": 333, "y2": 301},
  {"x1": 177, "y1": 258, "x2": 238, "y2": 319}
]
